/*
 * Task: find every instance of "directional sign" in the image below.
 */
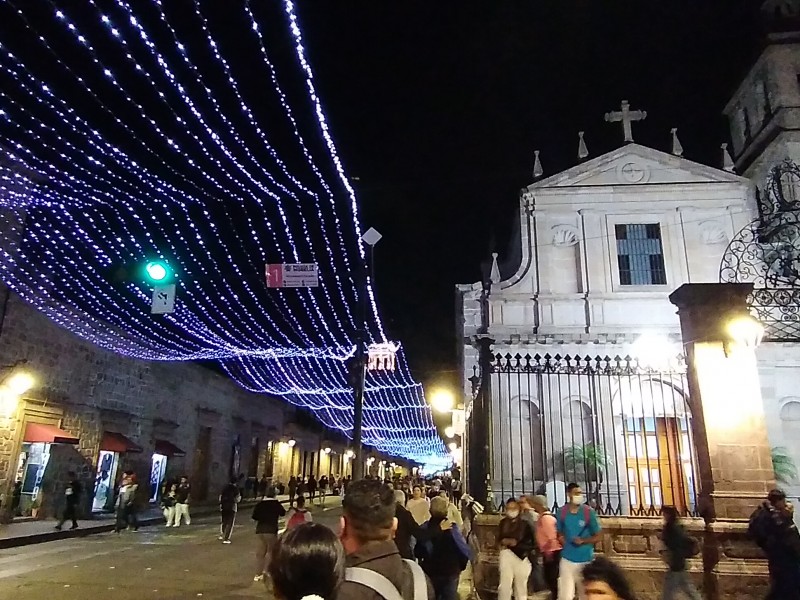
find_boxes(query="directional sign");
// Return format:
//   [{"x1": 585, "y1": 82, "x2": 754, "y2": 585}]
[
  {"x1": 266, "y1": 263, "x2": 319, "y2": 288},
  {"x1": 151, "y1": 283, "x2": 176, "y2": 314}
]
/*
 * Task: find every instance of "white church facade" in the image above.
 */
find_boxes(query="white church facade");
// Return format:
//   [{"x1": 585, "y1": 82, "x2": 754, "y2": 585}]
[{"x1": 457, "y1": 19, "x2": 800, "y2": 512}]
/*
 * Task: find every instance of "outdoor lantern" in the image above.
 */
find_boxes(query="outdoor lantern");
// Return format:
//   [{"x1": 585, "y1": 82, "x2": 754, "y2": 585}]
[
  {"x1": 6, "y1": 371, "x2": 34, "y2": 396},
  {"x1": 323, "y1": 447, "x2": 331, "y2": 454},
  {"x1": 143, "y1": 259, "x2": 174, "y2": 285},
  {"x1": 444, "y1": 426, "x2": 455, "y2": 438},
  {"x1": 287, "y1": 438, "x2": 296, "y2": 447},
  {"x1": 430, "y1": 389, "x2": 455, "y2": 413},
  {"x1": 726, "y1": 315, "x2": 764, "y2": 350},
  {"x1": 345, "y1": 449, "x2": 354, "y2": 458}
]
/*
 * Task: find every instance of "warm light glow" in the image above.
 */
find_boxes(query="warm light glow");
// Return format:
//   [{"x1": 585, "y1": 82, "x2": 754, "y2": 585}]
[
  {"x1": 323, "y1": 447, "x2": 331, "y2": 454},
  {"x1": 430, "y1": 389, "x2": 455, "y2": 413},
  {"x1": 444, "y1": 426, "x2": 455, "y2": 438},
  {"x1": 727, "y1": 315, "x2": 764, "y2": 349},
  {"x1": 0, "y1": 389, "x2": 18, "y2": 418},
  {"x1": 6, "y1": 372, "x2": 34, "y2": 396},
  {"x1": 345, "y1": 449, "x2": 354, "y2": 458},
  {"x1": 287, "y1": 439, "x2": 296, "y2": 447},
  {"x1": 632, "y1": 333, "x2": 679, "y2": 370},
  {"x1": 448, "y1": 442, "x2": 458, "y2": 452}
]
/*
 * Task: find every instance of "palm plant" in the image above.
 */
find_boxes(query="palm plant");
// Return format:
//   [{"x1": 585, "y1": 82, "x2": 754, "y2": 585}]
[
  {"x1": 560, "y1": 443, "x2": 613, "y2": 503},
  {"x1": 771, "y1": 446, "x2": 798, "y2": 486}
]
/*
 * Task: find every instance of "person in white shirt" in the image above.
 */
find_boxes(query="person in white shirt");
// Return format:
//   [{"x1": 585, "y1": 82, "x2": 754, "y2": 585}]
[{"x1": 406, "y1": 485, "x2": 431, "y2": 525}]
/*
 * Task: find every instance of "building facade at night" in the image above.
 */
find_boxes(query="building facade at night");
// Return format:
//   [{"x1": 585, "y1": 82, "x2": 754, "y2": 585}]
[{"x1": 0, "y1": 289, "x2": 359, "y2": 521}]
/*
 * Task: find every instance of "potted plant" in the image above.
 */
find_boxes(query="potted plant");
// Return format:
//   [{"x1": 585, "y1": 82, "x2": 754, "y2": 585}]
[
  {"x1": 30, "y1": 495, "x2": 42, "y2": 519},
  {"x1": 772, "y1": 446, "x2": 798, "y2": 486},
  {"x1": 560, "y1": 443, "x2": 613, "y2": 507}
]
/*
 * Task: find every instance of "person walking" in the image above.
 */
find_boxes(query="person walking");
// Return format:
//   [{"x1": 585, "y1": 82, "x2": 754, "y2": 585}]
[
  {"x1": 556, "y1": 483, "x2": 602, "y2": 600},
  {"x1": 269, "y1": 522, "x2": 345, "y2": 600},
  {"x1": 438, "y1": 490, "x2": 463, "y2": 528},
  {"x1": 174, "y1": 475, "x2": 192, "y2": 526},
  {"x1": 497, "y1": 498, "x2": 536, "y2": 600},
  {"x1": 660, "y1": 506, "x2": 701, "y2": 600},
  {"x1": 114, "y1": 471, "x2": 139, "y2": 533},
  {"x1": 320, "y1": 475, "x2": 329, "y2": 506},
  {"x1": 258, "y1": 475, "x2": 269, "y2": 498},
  {"x1": 339, "y1": 479, "x2": 434, "y2": 600},
  {"x1": 308, "y1": 475, "x2": 318, "y2": 505},
  {"x1": 531, "y1": 495, "x2": 562, "y2": 600},
  {"x1": 219, "y1": 476, "x2": 242, "y2": 544},
  {"x1": 55, "y1": 471, "x2": 81, "y2": 531},
  {"x1": 161, "y1": 483, "x2": 178, "y2": 527},
  {"x1": 286, "y1": 494, "x2": 313, "y2": 529},
  {"x1": 415, "y1": 496, "x2": 471, "y2": 600},
  {"x1": 748, "y1": 489, "x2": 800, "y2": 599},
  {"x1": 251, "y1": 487, "x2": 286, "y2": 582},
  {"x1": 287, "y1": 476, "x2": 297, "y2": 507},
  {"x1": 407, "y1": 485, "x2": 431, "y2": 525}
]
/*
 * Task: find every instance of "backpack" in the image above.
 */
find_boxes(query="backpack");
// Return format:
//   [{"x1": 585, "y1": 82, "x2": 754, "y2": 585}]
[
  {"x1": 558, "y1": 504, "x2": 593, "y2": 538},
  {"x1": 287, "y1": 509, "x2": 308, "y2": 529},
  {"x1": 345, "y1": 559, "x2": 427, "y2": 600}
]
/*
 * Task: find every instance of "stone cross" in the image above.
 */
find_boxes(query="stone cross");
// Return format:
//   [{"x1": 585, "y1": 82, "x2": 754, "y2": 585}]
[{"x1": 604, "y1": 100, "x2": 647, "y2": 143}]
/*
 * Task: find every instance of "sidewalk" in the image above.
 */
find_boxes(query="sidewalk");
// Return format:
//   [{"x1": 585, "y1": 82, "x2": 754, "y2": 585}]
[{"x1": 0, "y1": 492, "x2": 338, "y2": 550}]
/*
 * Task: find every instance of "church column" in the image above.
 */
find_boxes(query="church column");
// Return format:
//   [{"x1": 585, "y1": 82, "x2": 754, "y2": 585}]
[
  {"x1": 669, "y1": 283, "x2": 774, "y2": 521},
  {"x1": 467, "y1": 334, "x2": 493, "y2": 507}
]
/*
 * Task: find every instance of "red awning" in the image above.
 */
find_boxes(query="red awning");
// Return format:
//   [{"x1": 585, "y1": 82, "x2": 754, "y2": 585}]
[
  {"x1": 100, "y1": 431, "x2": 142, "y2": 454},
  {"x1": 154, "y1": 439, "x2": 186, "y2": 457},
  {"x1": 24, "y1": 423, "x2": 79, "y2": 445}
]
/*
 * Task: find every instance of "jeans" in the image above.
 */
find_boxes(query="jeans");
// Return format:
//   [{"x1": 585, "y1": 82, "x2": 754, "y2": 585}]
[
  {"x1": 542, "y1": 551, "x2": 561, "y2": 600},
  {"x1": 557, "y1": 558, "x2": 587, "y2": 600},
  {"x1": 663, "y1": 570, "x2": 702, "y2": 600},
  {"x1": 115, "y1": 505, "x2": 138, "y2": 532},
  {"x1": 430, "y1": 576, "x2": 459, "y2": 600},
  {"x1": 256, "y1": 533, "x2": 277, "y2": 575},
  {"x1": 498, "y1": 549, "x2": 531, "y2": 600}
]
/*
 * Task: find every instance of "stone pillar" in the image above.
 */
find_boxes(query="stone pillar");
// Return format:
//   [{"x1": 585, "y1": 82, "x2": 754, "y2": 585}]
[
  {"x1": 668, "y1": 283, "x2": 775, "y2": 521},
  {"x1": 467, "y1": 335, "x2": 493, "y2": 504}
]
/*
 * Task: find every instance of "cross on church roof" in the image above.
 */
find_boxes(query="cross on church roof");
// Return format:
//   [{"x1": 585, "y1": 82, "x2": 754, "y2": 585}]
[{"x1": 604, "y1": 100, "x2": 647, "y2": 143}]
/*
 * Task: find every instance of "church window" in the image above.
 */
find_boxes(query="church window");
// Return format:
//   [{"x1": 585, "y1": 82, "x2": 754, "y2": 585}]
[
  {"x1": 615, "y1": 224, "x2": 667, "y2": 285},
  {"x1": 780, "y1": 170, "x2": 800, "y2": 204}
]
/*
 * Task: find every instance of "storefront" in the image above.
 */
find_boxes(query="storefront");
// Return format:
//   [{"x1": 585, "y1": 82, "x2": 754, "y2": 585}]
[
  {"x1": 91, "y1": 431, "x2": 142, "y2": 512},
  {"x1": 13, "y1": 423, "x2": 79, "y2": 517},
  {"x1": 149, "y1": 440, "x2": 185, "y2": 502}
]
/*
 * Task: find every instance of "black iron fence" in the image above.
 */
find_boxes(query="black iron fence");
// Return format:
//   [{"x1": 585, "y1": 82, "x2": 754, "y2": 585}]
[
  {"x1": 486, "y1": 353, "x2": 699, "y2": 517},
  {"x1": 749, "y1": 287, "x2": 800, "y2": 342}
]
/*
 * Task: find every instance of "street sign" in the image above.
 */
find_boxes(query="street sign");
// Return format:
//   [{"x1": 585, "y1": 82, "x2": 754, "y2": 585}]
[
  {"x1": 265, "y1": 263, "x2": 319, "y2": 288},
  {"x1": 151, "y1": 283, "x2": 176, "y2": 314}
]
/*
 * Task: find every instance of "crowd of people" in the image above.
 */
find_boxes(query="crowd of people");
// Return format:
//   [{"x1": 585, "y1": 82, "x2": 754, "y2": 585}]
[{"x1": 48, "y1": 469, "x2": 800, "y2": 600}]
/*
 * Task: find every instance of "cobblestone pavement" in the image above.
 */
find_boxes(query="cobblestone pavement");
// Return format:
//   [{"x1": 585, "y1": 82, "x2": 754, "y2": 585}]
[{"x1": 0, "y1": 499, "x2": 342, "y2": 600}]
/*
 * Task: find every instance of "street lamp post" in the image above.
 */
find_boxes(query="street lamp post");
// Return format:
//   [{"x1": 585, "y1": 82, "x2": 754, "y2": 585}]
[{"x1": 351, "y1": 227, "x2": 382, "y2": 481}]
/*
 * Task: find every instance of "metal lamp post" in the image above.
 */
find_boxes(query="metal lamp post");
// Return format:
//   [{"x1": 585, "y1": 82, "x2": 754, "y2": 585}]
[{"x1": 351, "y1": 227, "x2": 382, "y2": 481}]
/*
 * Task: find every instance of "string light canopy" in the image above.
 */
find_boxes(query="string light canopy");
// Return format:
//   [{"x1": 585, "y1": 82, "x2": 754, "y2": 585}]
[{"x1": 0, "y1": 0, "x2": 448, "y2": 467}]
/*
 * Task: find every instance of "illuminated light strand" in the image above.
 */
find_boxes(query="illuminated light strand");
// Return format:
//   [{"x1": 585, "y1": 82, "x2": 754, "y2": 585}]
[{"x1": 0, "y1": 0, "x2": 446, "y2": 461}]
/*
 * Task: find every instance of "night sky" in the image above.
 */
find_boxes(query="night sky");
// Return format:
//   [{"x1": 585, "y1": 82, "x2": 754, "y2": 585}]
[{"x1": 296, "y1": 0, "x2": 765, "y2": 392}]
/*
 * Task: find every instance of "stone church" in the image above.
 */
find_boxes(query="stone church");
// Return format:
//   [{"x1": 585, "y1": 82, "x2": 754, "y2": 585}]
[{"x1": 457, "y1": 1, "x2": 800, "y2": 515}]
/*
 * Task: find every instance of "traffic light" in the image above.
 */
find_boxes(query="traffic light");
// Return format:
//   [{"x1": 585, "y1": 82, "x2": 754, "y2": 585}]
[{"x1": 143, "y1": 259, "x2": 175, "y2": 285}]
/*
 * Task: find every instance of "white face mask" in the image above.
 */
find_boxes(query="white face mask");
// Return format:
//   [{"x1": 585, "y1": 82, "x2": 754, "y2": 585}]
[
  {"x1": 507, "y1": 510, "x2": 519, "y2": 519},
  {"x1": 571, "y1": 494, "x2": 584, "y2": 506}
]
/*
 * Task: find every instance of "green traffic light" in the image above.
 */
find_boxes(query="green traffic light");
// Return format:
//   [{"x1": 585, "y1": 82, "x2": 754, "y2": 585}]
[{"x1": 144, "y1": 260, "x2": 171, "y2": 283}]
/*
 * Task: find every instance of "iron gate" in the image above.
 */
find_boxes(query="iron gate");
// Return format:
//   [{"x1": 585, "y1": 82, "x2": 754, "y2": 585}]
[{"x1": 487, "y1": 353, "x2": 699, "y2": 516}]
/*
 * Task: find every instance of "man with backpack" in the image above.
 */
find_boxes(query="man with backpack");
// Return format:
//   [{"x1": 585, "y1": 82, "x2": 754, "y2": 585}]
[
  {"x1": 338, "y1": 479, "x2": 434, "y2": 600},
  {"x1": 660, "y1": 505, "x2": 701, "y2": 600},
  {"x1": 219, "y1": 476, "x2": 242, "y2": 544},
  {"x1": 286, "y1": 494, "x2": 313, "y2": 529},
  {"x1": 556, "y1": 483, "x2": 601, "y2": 600},
  {"x1": 748, "y1": 489, "x2": 800, "y2": 600}
]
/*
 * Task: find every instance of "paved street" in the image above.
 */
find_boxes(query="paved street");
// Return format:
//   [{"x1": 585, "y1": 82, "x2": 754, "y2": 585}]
[{"x1": 0, "y1": 499, "x2": 343, "y2": 600}]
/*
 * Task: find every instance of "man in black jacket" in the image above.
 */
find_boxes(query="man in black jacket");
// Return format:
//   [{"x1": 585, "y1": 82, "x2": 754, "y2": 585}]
[
  {"x1": 251, "y1": 487, "x2": 286, "y2": 582},
  {"x1": 660, "y1": 505, "x2": 701, "y2": 600},
  {"x1": 749, "y1": 489, "x2": 800, "y2": 600},
  {"x1": 219, "y1": 477, "x2": 241, "y2": 544},
  {"x1": 55, "y1": 472, "x2": 81, "y2": 530}
]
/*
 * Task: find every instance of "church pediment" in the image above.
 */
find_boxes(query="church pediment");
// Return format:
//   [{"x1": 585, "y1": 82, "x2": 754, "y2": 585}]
[{"x1": 529, "y1": 144, "x2": 748, "y2": 189}]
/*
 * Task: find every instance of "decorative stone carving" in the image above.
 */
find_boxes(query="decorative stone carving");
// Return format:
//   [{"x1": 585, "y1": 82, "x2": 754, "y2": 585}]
[
  {"x1": 551, "y1": 225, "x2": 580, "y2": 247},
  {"x1": 616, "y1": 161, "x2": 650, "y2": 184},
  {"x1": 700, "y1": 221, "x2": 728, "y2": 245}
]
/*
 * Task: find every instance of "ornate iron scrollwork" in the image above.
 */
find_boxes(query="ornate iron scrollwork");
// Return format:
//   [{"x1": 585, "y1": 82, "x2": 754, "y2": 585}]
[{"x1": 720, "y1": 159, "x2": 800, "y2": 341}]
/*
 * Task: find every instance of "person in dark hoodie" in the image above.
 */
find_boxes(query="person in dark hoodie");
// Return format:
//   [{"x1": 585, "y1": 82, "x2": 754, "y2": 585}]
[
  {"x1": 660, "y1": 505, "x2": 701, "y2": 600},
  {"x1": 497, "y1": 498, "x2": 536, "y2": 600},
  {"x1": 219, "y1": 476, "x2": 242, "y2": 544},
  {"x1": 393, "y1": 489, "x2": 453, "y2": 560},
  {"x1": 748, "y1": 489, "x2": 800, "y2": 600},
  {"x1": 415, "y1": 496, "x2": 471, "y2": 600}
]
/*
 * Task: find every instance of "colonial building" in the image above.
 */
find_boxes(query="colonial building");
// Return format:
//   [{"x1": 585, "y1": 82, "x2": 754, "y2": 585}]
[
  {"x1": 0, "y1": 289, "x2": 355, "y2": 521},
  {"x1": 457, "y1": 2, "x2": 800, "y2": 512}
]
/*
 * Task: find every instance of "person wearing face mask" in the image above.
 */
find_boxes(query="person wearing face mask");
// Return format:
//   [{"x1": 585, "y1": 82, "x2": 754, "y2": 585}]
[
  {"x1": 556, "y1": 483, "x2": 601, "y2": 600},
  {"x1": 497, "y1": 498, "x2": 536, "y2": 600}
]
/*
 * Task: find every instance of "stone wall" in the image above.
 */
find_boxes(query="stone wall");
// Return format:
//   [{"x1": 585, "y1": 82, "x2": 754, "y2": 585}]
[
  {"x1": 470, "y1": 514, "x2": 770, "y2": 600},
  {"x1": 0, "y1": 292, "x2": 293, "y2": 519}
]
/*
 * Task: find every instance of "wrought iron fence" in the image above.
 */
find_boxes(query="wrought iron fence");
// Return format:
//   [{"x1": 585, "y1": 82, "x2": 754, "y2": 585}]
[
  {"x1": 487, "y1": 353, "x2": 699, "y2": 517},
  {"x1": 749, "y1": 287, "x2": 800, "y2": 341}
]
